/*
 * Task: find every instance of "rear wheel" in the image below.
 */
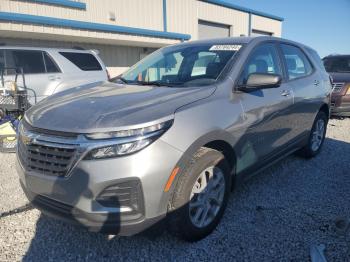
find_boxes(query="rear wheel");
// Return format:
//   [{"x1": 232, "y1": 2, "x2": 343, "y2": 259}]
[
  {"x1": 297, "y1": 111, "x2": 328, "y2": 158},
  {"x1": 167, "y1": 147, "x2": 231, "y2": 242}
]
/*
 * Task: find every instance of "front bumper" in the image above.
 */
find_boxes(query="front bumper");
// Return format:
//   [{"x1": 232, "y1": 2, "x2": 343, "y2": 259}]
[
  {"x1": 17, "y1": 137, "x2": 183, "y2": 235},
  {"x1": 21, "y1": 181, "x2": 164, "y2": 235}
]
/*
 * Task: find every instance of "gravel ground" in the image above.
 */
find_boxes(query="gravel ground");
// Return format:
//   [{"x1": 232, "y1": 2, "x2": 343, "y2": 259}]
[{"x1": 1, "y1": 118, "x2": 350, "y2": 261}]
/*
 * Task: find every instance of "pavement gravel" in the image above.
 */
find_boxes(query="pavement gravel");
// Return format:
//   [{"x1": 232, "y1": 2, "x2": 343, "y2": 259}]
[{"x1": 0, "y1": 118, "x2": 350, "y2": 261}]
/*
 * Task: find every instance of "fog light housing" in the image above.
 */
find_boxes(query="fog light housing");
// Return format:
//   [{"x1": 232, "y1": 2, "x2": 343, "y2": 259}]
[{"x1": 96, "y1": 180, "x2": 144, "y2": 218}]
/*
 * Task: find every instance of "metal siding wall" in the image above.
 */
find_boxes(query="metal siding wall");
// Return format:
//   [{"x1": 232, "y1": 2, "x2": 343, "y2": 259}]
[
  {"x1": 166, "y1": 0, "x2": 197, "y2": 38},
  {"x1": 197, "y1": 1, "x2": 249, "y2": 38},
  {"x1": 0, "y1": 0, "x2": 177, "y2": 47},
  {"x1": 251, "y1": 14, "x2": 282, "y2": 37},
  {"x1": 0, "y1": 0, "x2": 282, "y2": 43},
  {"x1": 0, "y1": 0, "x2": 164, "y2": 30}
]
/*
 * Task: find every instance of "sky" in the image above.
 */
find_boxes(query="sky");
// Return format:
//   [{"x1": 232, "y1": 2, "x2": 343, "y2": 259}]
[{"x1": 223, "y1": 0, "x2": 350, "y2": 57}]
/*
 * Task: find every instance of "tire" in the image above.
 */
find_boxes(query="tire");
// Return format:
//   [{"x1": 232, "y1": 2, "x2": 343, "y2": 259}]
[
  {"x1": 297, "y1": 111, "x2": 328, "y2": 158},
  {"x1": 167, "y1": 147, "x2": 231, "y2": 242}
]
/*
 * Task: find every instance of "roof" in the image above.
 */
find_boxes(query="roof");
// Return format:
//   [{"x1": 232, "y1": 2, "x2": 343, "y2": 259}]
[{"x1": 200, "y1": 0, "x2": 284, "y2": 21}]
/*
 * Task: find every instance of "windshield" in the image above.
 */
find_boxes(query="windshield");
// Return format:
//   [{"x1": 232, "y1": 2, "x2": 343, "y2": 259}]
[
  {"x1": 120, "y1": 44, "x2": 242, "y2": 87},
  {"x1": 323, "y1": 56, "x2": 350, "y2": 73}
]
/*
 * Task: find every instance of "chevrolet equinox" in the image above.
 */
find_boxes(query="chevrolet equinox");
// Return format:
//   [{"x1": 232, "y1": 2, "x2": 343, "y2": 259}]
[{"x1": 17, "y1": 37, "x2": 332, "y2": 241}]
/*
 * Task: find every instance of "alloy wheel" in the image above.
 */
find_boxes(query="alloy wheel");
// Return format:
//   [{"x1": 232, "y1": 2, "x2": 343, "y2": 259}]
[
  {"x1": 189, "y1": 166, "x2": 226, "y2": 228},
  {"x1": 311, "y1": 118, "x2": 325, "y2": 152}
]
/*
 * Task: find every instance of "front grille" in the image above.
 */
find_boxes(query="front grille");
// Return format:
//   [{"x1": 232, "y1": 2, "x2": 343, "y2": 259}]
[
  {"x1": 18, "y1": 135, "x2": 77, "y2": 177},
  {"x1": 332, "y1": 83, "x2": 344, "y2": 93}
]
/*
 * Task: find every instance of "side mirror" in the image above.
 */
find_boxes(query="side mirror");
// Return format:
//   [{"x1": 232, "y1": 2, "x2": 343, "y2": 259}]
[{"x1": 239, "y1": 73, "x2": 282, "y2": 91}]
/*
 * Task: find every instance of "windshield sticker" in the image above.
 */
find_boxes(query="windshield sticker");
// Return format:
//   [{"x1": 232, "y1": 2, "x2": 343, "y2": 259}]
[{"x1": 209, "y1": 45, "x2": 242, "y2": 51}]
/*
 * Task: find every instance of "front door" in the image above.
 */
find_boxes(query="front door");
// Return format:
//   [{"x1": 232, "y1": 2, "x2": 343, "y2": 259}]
[{"x1": 234, "y1": 43, "x2": 294, "y2": 173}]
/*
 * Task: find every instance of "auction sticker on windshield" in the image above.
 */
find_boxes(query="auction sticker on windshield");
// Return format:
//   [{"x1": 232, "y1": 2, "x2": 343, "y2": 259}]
[{"x1": 209, "y1": 45, "x2": 242, "y2": 51}]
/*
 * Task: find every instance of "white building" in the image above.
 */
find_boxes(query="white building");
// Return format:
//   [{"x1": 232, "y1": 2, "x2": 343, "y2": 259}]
[{"x1": 0, "y1": 0, "x2": 283, "y2": 76}]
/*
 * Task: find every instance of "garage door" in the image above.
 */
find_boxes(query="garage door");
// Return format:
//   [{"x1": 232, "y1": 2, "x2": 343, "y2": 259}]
[{"x1": 198, "y1": 20, "x2": 231, "y2": 40}]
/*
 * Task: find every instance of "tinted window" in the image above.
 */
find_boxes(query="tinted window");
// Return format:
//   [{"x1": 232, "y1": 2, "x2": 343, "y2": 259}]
[
  {"x1": 281, "y1": 44, "x2": 313, "y2": 80},
  {"x1": 323, "y1": 56, "x2": 350, "y2": 73},
  {"x1": 60, "y1": 52, "x2": 102, "y2": 71},
  {"x1": 44, "y1": 52, "x2": 60, "y2": 73},
  {"x1": 11, "y1": 50, "x2": 46, "y2": 74},
  {"x1": 240, "y1": 43, "x2": 282, "y2": 84}
]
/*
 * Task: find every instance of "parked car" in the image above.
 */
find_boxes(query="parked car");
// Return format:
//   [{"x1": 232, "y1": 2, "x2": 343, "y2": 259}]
[
  {"x1": 323, "y1": 55, "x2": 350, "y2": 117},
  {"x1": 0, "y1": 47, "x2": 108, "y2": 105},
  {"x1": 16, "y1": 37, "x2": 331, "y2": 241}
]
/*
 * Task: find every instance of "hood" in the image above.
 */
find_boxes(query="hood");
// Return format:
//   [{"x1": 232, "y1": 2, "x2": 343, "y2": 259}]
[
  {"x1": 25, "y1": 82, "x2": 216, "y2": 133},
  {"x1": 329, "y1": 72, "x2": 350, "y2": 83}
]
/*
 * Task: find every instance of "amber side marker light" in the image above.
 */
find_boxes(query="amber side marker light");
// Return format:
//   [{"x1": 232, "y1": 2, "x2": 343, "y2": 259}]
[{"x1": 164, "y1": 167, "x2": 180, "y2": 192}]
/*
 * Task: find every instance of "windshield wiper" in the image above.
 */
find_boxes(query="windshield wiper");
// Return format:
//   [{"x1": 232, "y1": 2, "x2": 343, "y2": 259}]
[
  {"x1": 135, "y1": 81, "x2": 187, "y2": 87},
  {"x1": 120, "y1": 80, "x2": 185, "y2": 87},
  {"x1": 118, "y1": 77, "x2": 129, "y2": 83},
  {"x1": 136, "y1": 80, "x2": 165, "y2": 86}
]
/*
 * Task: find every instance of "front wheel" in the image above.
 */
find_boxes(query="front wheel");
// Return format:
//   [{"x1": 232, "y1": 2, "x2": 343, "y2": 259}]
[
  {"x1": 167, "y1": 147, "x2": 231, "y2": 241},
  {"x1": 297, "y1": 111, "x2": 328, "y2": 158}
]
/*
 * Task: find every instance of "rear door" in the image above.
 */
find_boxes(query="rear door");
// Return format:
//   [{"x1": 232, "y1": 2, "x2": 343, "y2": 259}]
[
  {"x1": 235, "y1": 42, "x2": 294, "y2": 173},
  {"x1": 279, "y1": 43, "x2": 320, "y2": 139}
]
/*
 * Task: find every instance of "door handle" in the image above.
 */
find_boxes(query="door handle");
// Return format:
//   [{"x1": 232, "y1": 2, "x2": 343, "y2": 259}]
[
  {"x1": 314, "y1": 80, "x2": 320, "y2": 86},
  {"x1": 281, "y1": 90, "x2": 290, "y2": 97}
]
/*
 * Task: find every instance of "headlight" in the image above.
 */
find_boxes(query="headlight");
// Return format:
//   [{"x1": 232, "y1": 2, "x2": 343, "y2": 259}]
[{"x1": 84, "y1": 120, "x2": 173, "y2": 160}]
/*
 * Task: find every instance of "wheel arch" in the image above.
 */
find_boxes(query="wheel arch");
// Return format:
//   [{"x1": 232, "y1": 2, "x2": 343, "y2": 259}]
[
  {"x1": 204, "y1": 140, "x2": 237, "y2": 175},
  {"x1": 319, "y1": 103, "x2": 330, "y2": 120},
  {"x1": 161, "y1": 130, "x2": 239, "y2": 214}
]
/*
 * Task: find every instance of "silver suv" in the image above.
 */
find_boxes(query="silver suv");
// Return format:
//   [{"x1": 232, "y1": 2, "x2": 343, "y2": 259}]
[
  {"x1": 0, "y1": 47, "x2": 108, "y2": 104},
  {"x1": 17, "y1": 37, "x2": 331, "y2": 241}
]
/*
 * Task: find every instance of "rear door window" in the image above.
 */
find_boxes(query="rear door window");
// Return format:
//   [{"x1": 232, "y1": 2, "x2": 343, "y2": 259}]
[
  {"x1": 43, "y1": 52, "x2": 60, "y2": 73},
  {"x1": 306, "y1": 48, "x2": 326, "y2": 71},
  {"x1": 280, "y1": 44, "x2": 313, "y2": 80},
  {"x1": 59, "y1": 52, "x2": 102, "y2": 71},
  {"x1": 11, "y1": 50, "x2": 46, "y2": 74}
]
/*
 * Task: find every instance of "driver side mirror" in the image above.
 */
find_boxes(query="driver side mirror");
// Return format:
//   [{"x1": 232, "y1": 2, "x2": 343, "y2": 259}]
[{"x1": 238, "y1": 73, "x2": 282, "y2": 91}]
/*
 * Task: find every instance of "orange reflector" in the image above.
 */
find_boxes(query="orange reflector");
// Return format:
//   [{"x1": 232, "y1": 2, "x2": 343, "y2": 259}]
[{"x1": 164, "y1": 167, "x2": 180, "y2": 192}]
